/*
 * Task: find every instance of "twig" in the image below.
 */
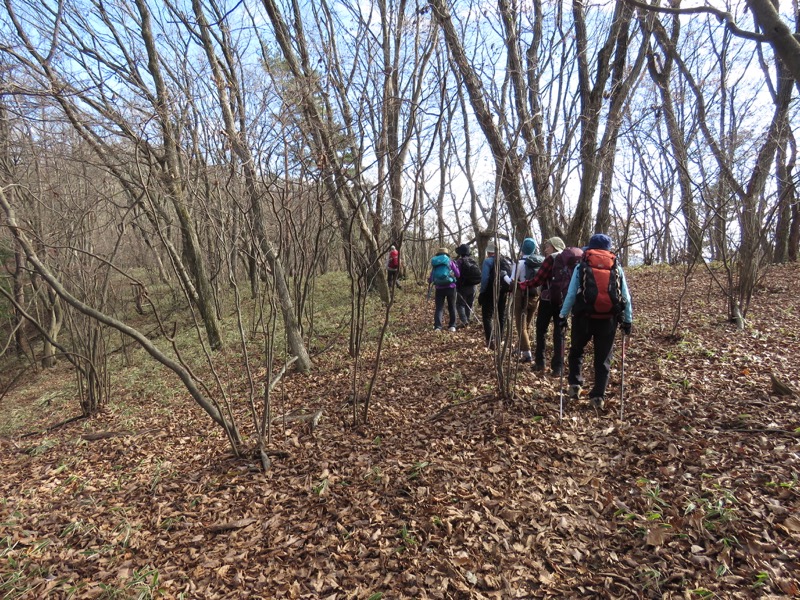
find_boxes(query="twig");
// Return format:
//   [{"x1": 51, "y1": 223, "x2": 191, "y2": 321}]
[
  {"x1": 208, "y1": 518, "x2": 257, "y2": 533},
  {"x1": 429, "y1": 394, "x2": 495, "y2": 421},
  {"x1": 19, "y1": 414, "x2": 88, "y2": 438},
  {"x1": 713, "y1": 427, "x2": 799, "y2": 437}
]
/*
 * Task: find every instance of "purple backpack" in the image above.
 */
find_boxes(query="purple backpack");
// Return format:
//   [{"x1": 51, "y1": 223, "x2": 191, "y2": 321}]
[{"x1": 549, "y1": 247, "x2": 584, "y2": 306}]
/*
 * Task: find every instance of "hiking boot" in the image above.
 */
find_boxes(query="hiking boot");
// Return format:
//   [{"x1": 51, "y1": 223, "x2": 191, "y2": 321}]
[
  {"x1": 487, "y1": 340, "x2": 496, "y2": 350},
  {"x1": 532, "y1": 362, "x2": 545, "y2": 372},
  {"x1": 448, "y1": 326, "x2": 457, "y2": 332},
  {"x1": 590, "y1": 396, "x2": 605, "y2": 410},
  {"x1": 519, "y1": 354, "x2": 532, "y2": 363},
  {"x1": 434, "y1": 327, "x2": 442, "y2": 332},
  {"x1": 569, "y1": 384, "x2": 581, "y2": 399},
  {"x1": 551, "y1": 367, "x2": 562, "y2": 377}
]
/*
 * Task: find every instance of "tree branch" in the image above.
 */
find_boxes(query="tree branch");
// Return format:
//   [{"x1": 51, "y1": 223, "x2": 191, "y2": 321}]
[{"x1": 625, "y1": 0, "x2": 766, "y2": 41}]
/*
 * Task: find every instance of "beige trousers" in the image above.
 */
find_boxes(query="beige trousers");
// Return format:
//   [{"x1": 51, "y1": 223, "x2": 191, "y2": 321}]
[{"x1": 514, "y1": 288, "x2": 539, "y2": 352}]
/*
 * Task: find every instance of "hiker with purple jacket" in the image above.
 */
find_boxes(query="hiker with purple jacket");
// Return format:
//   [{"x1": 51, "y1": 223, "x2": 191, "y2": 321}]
[{"x1": 428, "y1": 248, "x2": 461, "y2": 332}]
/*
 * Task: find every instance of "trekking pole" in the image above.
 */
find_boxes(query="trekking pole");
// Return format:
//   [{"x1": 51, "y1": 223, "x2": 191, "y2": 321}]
[
  {"x1": 559, "y1": 320, "x2": 567, "y2": 423},
  {"x1": 426, "y1": 282, "x2": 432, "y2": 301},
  {"x1": 619, "y1": 333, "x2": 628, "y2": 421}
]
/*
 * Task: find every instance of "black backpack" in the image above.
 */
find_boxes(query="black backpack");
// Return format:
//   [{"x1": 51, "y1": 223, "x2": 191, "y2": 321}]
[
  {"x1": 457, "y1": 256, "x2": 482, "y2": 286},
  {"x1": 492, "y1": 256, "x2": 514, "y2": 294}
]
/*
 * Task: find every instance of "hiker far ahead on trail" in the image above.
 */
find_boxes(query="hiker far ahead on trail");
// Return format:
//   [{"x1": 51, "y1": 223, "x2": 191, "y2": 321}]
[
  {"x1": 387, "y1": 245, "x2": 401, "y2": 289},
  {"x1": 558, "y1": 233, "x2": 633, "y2": 412}
]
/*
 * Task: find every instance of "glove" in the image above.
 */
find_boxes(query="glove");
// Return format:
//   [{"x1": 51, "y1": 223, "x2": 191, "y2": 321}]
[
  {"x1": 557, "y1": 316, "x2": 568, "y2": 331},
  {"x1": 620, "y1": 322, "x2": 632, "y2": 335},
  {"x1": 503, "y1": 275, "x2": 513, "y2": 286}
]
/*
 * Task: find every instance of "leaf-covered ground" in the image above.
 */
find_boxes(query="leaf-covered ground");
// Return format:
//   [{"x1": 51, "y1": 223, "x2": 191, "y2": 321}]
[{"x1": 1, "y1": 264, "x2": 799, "y2": 599}]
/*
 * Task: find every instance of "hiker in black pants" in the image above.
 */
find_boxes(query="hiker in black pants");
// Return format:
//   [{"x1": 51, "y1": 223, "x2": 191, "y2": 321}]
[
  {"x1": 429, "y1": 248, "x2": 461, "y2": 332},
  {"x1": 454, "y1": 244, "x2": 480, "y2": 327},
  {"x1": 558, "y1": 234, "x2": 633, "y2": 410},
  {"x1": 520, "y1": 237, "x2": 567, "y2": 376},
  {"x1": 478, "y1": 242, "x2": 509, "y2": 349}
]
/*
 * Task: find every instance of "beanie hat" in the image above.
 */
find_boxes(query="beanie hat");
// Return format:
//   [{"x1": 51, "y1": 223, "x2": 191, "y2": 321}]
[
  {"x1": 587, "y1": 233, "x2": 612, "y2": 251},
  {"x1": 436, "y1": 247, "x2": 450, "y2": 256},
  {"x1": 521, "y1": 237, "x2": 537, "y2": 256},
  {"x1": 456, "y1": 244, "x2": 470, "y2": 257},
  {"x1": 547, "y1": 237, "x2": 566, "y2": 252},
  {"x1": 390, "y1": 245, "x2": 396, "y2": 251},
  {"x1": 486, "y1": 242, "x2": 496, "y2": 254}
]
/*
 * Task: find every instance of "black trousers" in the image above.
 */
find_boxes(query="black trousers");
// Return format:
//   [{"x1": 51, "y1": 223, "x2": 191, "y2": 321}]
[
  {"x1": 567, "y1": 314, "x2": 617, "y2": 398},
  {"x1": 534, "y1": 299, "x2": 563, "y2": 370},
  {"x1": 481, "y1": 291, "x2": 507, "y2": 345},
  {"x1": 434, "y1": 287, "x2": 457, "y2": 329}
]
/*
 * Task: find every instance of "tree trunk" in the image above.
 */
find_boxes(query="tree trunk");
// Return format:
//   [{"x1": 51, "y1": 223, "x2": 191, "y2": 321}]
[
  {"x1": 134, "y1": 0, "x2": 223, "y2": 350},
  {"x1": 192, "y1": 0, "x2": 311, "y2": 371},
  {"x1": 568, "y1": 0, "x2": 633, "y2": 245},
  {"x1": 429, "y1": 0, "x2": 531, "y2": 245}
]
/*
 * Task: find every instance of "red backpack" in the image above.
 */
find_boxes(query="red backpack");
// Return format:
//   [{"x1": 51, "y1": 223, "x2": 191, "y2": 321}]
[
  {"x1": 573, "y1": 249, "x2": 625, "y2": 318},
  {"x1": 388, "y1": 249, "x2": 400, "y2": 270}
]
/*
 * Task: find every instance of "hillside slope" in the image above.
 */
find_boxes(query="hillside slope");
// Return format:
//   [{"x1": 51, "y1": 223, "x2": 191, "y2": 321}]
[{"x1": 1, "y1": 264, "x2": 799, "y2": 599}]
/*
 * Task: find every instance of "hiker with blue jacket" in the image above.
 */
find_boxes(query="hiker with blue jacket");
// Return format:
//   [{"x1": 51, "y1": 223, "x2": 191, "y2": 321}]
[
  {"x1": 429, "y1": 248, "x2": 461, "y2": 332},
  {"x1": 558, "y1": 233, "x2": 633, "y2": 410},
  {"x1": 478, "y1": 242, "x2": 510, "y2": 349}
]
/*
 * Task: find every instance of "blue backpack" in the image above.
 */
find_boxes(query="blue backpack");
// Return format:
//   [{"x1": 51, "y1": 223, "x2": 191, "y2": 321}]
[{"x1": 431, "y1": 254, "x2": 455, "y2": 286}]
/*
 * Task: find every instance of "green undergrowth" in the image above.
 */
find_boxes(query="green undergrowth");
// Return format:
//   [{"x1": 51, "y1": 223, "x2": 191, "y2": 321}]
[{"x1": 0, "y1": 270, "x2": 401, "y2": 437}]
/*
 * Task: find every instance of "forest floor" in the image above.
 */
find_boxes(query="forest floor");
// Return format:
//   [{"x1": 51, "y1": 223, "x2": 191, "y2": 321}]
[{"x1": 1, "y1": 263, "x2": 799, "y2": 599}]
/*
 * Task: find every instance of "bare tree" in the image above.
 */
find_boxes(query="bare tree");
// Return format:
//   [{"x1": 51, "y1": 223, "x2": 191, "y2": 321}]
[{"x1": 186, "y1": 0, "x2": 312, "y2": 370}]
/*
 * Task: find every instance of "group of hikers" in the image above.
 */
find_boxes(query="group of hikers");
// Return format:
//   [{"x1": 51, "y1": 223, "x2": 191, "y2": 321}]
[{"x1": 390, "y1": 233, "x2": 634, "y2": 410}]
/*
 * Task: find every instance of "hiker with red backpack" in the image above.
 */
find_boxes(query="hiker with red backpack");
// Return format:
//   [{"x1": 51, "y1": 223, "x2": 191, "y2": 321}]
[
  {"x1": 454, "y1": 244, "x2": 481, "y2": 327},
  {"x1": 387, "y1": 245, "x2": 401, "y2": 289},
  {"x1": 519, "y1": 237, "x2": 579, "y2": 376},
  {"x1": 428, "y1": 248, "x2": 461, "y2": 332},
  {"x1": 557, "y1": 234, "x2": 633, "y2": 411}
]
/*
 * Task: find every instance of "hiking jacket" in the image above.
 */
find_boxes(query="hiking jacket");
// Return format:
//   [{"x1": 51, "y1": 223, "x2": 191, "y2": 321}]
[
  {"x1": 559, "y1": 262, "x2": 633, "y2": 323},
  {"x1": 479, "y1": 256, "x2": 496, "y2": 294},
  {"x1": 428, "y1": 259, "x2": 460, "y2": 290}
]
